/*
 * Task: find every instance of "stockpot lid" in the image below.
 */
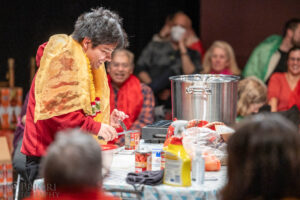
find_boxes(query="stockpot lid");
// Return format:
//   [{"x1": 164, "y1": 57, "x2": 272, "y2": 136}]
[{"x1": 169, "y1": 74, "x2": 240, "y2": 83}]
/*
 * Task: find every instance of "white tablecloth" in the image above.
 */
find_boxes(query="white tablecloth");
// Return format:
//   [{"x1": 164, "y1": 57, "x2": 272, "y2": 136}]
[
  {"x1": 103, "y1": 147, "x2": 227, "y2": 200},
  {"x1": 34, "y1": 146, "x2": 227, "y2": 200}
]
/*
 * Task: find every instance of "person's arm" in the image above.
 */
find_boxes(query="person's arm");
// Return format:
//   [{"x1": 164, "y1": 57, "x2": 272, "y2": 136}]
[
  {"x1": 130, "y1": 84, "x2": 155, "y2": 131},
  {"x1": 51, "y1": 110, "x2": 117, "y2": 141},
  {"x1": 267, "y1": 73, "x2": 281, "y2": 112},
  {"x1": 178, "y1": 40, "x2": 196, "y2": 74},
  {"x1": 268, "y1": 97, "x2": 278, "y2": 112}
]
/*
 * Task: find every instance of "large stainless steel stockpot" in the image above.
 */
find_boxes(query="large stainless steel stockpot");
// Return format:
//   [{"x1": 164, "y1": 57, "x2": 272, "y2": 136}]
[{"x1": 169, "y1": 74, "x2": 240, "y2": 125}]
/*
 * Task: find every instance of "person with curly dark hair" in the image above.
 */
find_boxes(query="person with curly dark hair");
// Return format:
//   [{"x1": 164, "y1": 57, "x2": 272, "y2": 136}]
[
  {"x1": 221, "y1": 113, "x2": 300, "y2": 200},
  {"x1": 21, "y1": 7, "x2": 128, "y2": 186}
]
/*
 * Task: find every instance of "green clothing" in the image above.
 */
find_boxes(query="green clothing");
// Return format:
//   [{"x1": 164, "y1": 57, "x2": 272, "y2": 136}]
[
  {"x1": 243, "y1": 35, "x2": 282, "y2": 82},
  {"x1": 235, "y1": 115, "x2": 244, "y2": 123}
]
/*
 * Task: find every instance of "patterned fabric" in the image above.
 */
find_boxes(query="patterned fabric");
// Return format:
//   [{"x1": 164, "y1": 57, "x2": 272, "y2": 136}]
[
  {"x1": 112, "y1": 83, "x2": 155, "y2": 131},
  {"x1": 108, "y1": 75, "x2": 144, "y2": 131},
  {"x1": 34, "y1": 34, "x2": 110, "y2": 124}
]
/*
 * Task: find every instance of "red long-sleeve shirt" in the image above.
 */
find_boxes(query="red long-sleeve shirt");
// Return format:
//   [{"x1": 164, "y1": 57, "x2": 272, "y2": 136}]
[{"x1": 21, "y1": 77, "x2": 101, "y2": 157}]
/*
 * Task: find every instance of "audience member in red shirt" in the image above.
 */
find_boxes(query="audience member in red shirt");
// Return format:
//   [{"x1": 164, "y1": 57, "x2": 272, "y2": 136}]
[{"x1": 268, "y1": 46, "x2": 300, "y2": 111}]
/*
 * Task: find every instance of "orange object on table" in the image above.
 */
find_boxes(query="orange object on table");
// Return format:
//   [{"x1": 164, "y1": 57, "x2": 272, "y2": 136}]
[{"x1": 204, "y1": 153, "x2": 221, "y2": 171}]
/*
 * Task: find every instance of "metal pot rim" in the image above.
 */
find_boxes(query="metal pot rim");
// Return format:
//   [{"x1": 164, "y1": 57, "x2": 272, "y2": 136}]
[{"x1": 169, "y1": 74, "x2": 240, "y2": 83}]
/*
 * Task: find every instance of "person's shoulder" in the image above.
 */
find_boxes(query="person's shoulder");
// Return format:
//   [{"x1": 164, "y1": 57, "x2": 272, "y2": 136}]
[
  {"x1": 140, "y1": 83, "x2": 154, "y2": 94},
  {"x1": 255, "y1": 35, "x2": 282, "y2": 49},
  {"x1": 269, "y1": 72, "x2": 285, "y2": 81},
  {"x1": 271, "y1": 72, "x2": 284, "y2": 78}
]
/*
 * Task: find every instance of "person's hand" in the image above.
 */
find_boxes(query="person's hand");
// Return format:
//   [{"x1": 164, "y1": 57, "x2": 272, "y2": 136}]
[
  {"x1": 159, "y1": 17, "x2": 173, "y2": 39},
  {"x1": 185, "y1": 29, "x2": 199, "y2": 46},
  {"x1": 110, "y1": 109, "x2": 129, "y2": 128},
  {"x1": 97, "y1": 123, "x2": 118, "y2": 141},
  {"x1": 178, "y1": 31, "x2": 189, "y2": 50}
]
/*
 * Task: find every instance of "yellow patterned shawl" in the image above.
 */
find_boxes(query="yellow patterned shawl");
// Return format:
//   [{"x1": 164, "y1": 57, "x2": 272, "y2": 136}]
[{"x1": 34, "y1": 34, "x2": 110, "y2": 124}]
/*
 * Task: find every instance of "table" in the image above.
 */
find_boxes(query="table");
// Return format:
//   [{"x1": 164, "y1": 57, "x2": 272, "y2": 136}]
[
  {"x1": 103, "y1": 147, "x2": 227, "y2": 200},
  {"x1": 33, "y1": 146, "x2": 227, "y2": 200}
]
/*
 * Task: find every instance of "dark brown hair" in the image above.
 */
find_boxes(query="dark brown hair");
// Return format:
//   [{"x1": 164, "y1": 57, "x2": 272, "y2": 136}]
[{"x1": 221, "y1": 113, "x2": 300, "y2": 200}]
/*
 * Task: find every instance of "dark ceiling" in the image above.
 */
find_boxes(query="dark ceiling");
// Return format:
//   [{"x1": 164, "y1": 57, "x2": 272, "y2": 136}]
[{"x1": 0, "y1": 0, "x2": 199, "y2": 94}]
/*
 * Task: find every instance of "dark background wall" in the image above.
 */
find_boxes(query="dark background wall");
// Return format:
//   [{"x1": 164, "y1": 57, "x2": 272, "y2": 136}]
[
  {"x1": 200, "y1": 0, "x2": 300, "y2": 69},
  {"x1": 0, "y1": 0, "x2": 199, "y2": 95},
  {"x1": 1, "y1": 0, "x2": 300, "y2": 98}
]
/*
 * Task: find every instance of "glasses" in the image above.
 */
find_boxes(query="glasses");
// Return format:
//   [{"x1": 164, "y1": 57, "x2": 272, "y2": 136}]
[
  {"x1": 110, "y1": 62, "x2": 131, "y2": 68},
  {"x1": 288, "y1": 57, "x2": 300, "y2": 62}
]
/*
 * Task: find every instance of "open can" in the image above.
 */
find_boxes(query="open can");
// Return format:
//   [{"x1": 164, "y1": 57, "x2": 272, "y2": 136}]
[
  {"x1": 135, "y1": 148, "x2": 152, "y2": 173},
  {"x1": 125, "y1": 130, "x2": 140, "y2": 150}
]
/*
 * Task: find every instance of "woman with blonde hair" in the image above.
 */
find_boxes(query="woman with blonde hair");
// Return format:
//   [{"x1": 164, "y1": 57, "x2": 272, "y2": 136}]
[
  {"x1": 236, "y1": 76, "x2": 267, "y2": 121},
  {"x1": 202, "y1": 41, "x2": 240, "y2": 75}
]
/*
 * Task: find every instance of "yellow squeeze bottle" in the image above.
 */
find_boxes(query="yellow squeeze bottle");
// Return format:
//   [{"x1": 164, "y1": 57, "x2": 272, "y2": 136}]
[{"x1": 163, "y1": 138, "x2": 191, "y2": 187}]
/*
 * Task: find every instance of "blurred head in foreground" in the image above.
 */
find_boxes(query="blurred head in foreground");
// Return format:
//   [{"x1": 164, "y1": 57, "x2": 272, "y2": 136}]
[
  {"x1": 41, "y1": 129, "x2": 102, "y2": 190},
  {"x1": 221, "y1": 113, "x2": 300, "y2": 200}
]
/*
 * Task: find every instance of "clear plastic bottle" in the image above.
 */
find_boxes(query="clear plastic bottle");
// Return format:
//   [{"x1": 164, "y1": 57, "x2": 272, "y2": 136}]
[{"x1": 192, "y1": 148, "x2": 205, "y2": 185}]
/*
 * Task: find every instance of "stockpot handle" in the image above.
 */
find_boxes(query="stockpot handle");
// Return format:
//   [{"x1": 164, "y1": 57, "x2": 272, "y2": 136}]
[{"x1": 186, "y1": 85, "x2": 212, "y2": 95}]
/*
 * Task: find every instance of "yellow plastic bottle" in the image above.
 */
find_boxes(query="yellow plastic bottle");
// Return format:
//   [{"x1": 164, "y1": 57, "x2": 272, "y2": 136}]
[{"x1": 163, "y1": 139, "x2": 191, "y2": 187}]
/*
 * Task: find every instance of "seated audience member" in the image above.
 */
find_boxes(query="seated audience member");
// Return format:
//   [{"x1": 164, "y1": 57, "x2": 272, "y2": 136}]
[
  {"x1": 152, "y1": 12, "x2": 205, "y2": 58},
  {"x1": 221, "y1": 113, "x2": 300, "y2": 200},
  {"x1": 236, "y1": 76, "x2": 267, "y2": 122},
  {"x1": 268, "y1": 46, "x2": 300, "y2": 112},
  {"x1": 243, "y1": 18, "x2": 300, "y2": 82},
  {"x1": 136, "y1": 12, "x2": 201, "y2": 108},
  {"x1": 25, "y1": 129, "x2": 118, "y2": 200},
  {"x1": 201, "y1": 40, "x2": 240, "y2": 75},
  {"x1": 107, "y1": 49, "x2": 155, "y2": 132}
]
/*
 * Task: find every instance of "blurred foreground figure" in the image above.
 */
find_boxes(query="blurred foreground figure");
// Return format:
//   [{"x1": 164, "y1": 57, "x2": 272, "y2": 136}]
[
  {"x1": 25, "y1": 129, "x2": 119, "y2": 200},
  {"x1": 221, "y1": 113, "x2": 300, "y2": 200}
]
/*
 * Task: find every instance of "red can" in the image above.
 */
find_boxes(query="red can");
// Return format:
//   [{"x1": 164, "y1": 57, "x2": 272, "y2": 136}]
[
  {"x1": 125, "y1": 130, "x2": 140, "y2": 150},
  {"x1": 135, "y1": 149, "x2": 152, "y2": 173}
]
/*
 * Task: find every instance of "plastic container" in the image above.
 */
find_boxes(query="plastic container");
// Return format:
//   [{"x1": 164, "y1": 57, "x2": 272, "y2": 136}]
[
  {"x1": 163, "y1": 138, "x2": 191, "y2": 187},
  {"x1": 101, "y1": 144, "x2": 118, "y2": 175},
  {"x1": 192, "y1": 149, "x2": 205, "y2": 185}
]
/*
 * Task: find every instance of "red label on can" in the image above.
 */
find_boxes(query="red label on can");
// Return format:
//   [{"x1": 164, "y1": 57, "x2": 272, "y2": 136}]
[
  {"x1": 135, "y1": 151, "x2": 151, "y2": 172},
  {"x1": 125, "y1": 131, "x2": 140, "y2": 150}
]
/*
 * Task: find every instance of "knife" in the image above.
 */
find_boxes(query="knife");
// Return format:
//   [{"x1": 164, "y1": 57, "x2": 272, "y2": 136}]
[
  {"x1": 119, "y1": 120, "x2": 127, "y2": 131},
  {"x1": 98, "y1": 121, "x2": 128, "y2": 140}
]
